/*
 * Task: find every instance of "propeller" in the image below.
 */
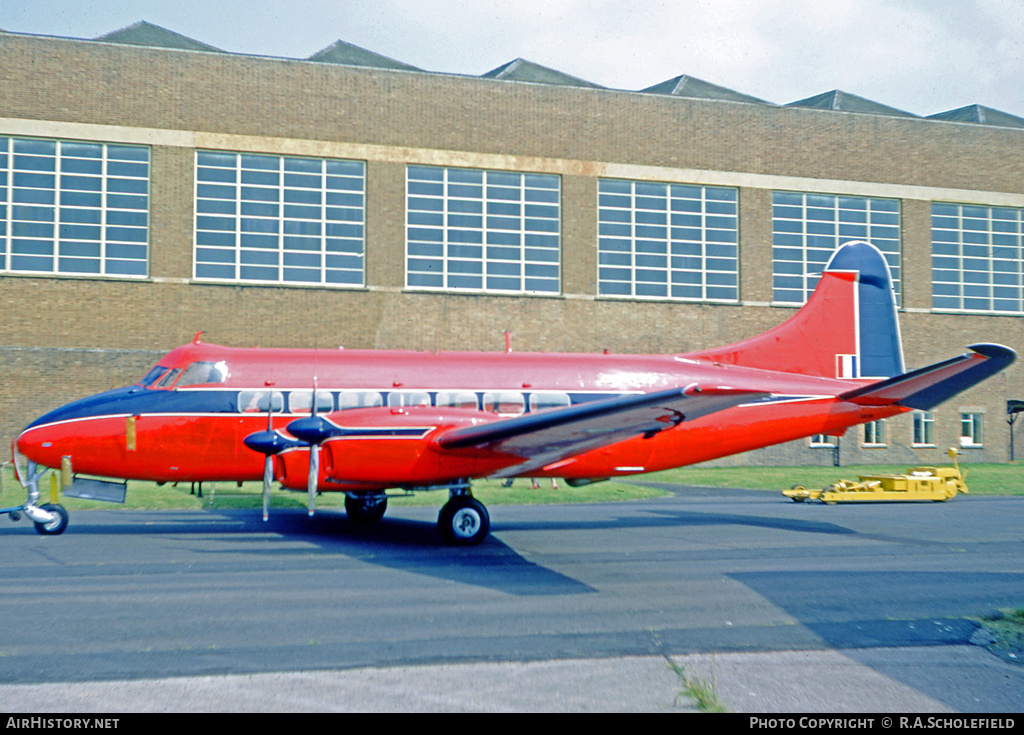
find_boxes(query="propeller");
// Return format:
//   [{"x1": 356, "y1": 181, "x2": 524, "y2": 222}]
[
  {"x1": 285, "y1": 381, "x2": 332, "y2": 518},
  {"x1": 242, "y1": 391, "x2": 303, "y2": 521}
]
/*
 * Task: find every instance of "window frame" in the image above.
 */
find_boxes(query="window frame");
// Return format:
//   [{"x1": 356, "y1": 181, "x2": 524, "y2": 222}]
[
  {"x1": 861, "y1": 419, "x2": 887, "y2": 447},
  {"x1": 809, "y1": 434, "x2": 836, "y2": 448},
  {"x1": 194, "y1": 151, "x2": 366, "y2": 288},
  {"x1": 405, "y1": 165, "x2": 561, "y2": 295},
  {"x1": 959, "y1": 411, "x2": 984, "y2": 448},
  {"x1": 772, "y1": 191, "x2": 901, "y2": 305},
  {"x1": 597, "y1": 178, "x2": 739, "y2": 302},
  {"x1": 912, "y1": 411, "x2": 936, "y2": 447},
  {"x1": 1, "y1": 136, "x2": 150, "y2": 278},
  {"x1": 931, "y1": 202, "x2": 1024, "y2": 315}
]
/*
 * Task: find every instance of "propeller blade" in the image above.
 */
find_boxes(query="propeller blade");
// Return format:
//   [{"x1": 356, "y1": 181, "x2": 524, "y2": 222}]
[
  {"x1": 307, "y1": 379, "x2": 319, "y2": 517},
  {"x1": 307, "y1": 443, "x2": 319, "y2": 517},
  {"x1": 264, "y1": 400, "x2": 274, "y2": 522},
  {"x1": 262, "y1": 455, "x2": 273, "y2": 522}
]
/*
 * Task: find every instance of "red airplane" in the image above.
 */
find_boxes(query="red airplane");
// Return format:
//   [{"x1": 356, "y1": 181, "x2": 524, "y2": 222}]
[{"x1": 11, "y1": 241, "x2": 1016, "y2": 543}]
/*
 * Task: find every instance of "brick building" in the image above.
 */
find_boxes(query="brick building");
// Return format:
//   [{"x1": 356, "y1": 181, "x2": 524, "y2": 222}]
[{"x1": 1, "y1": 23, "x2": 1022, "y2": 466}]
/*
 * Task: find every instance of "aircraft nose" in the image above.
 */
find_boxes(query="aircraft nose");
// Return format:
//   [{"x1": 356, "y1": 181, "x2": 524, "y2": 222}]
[
  {"x1": 15, "y1": 385, "x2": 142, "y2": 470},
  {"x1": 15, "y1": 424, "x2": 62, "y2": 468}
]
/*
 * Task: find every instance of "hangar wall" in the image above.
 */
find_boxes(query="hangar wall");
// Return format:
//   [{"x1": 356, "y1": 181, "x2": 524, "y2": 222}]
[{"x1": 1, "y1": 30, "x2": 1022, "y2": 467}]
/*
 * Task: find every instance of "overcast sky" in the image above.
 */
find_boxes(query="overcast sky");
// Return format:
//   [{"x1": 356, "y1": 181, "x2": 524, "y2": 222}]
[{"x1": 2, "y1": 0, "x2": 1022, "y2": 118}]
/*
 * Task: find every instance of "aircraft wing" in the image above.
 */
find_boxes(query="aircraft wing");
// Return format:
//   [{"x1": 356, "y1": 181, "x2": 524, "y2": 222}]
[
  {"x1": 840, "y1": 343, "x2": 1016, "y2": 410},
  {"x1": 436, "y1": 385, "x2": 768, "y2": 476}
]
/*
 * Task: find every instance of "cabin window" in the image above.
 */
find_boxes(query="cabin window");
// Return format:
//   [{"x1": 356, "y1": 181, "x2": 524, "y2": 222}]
[
  {"x1": 387, "y1": 391, "x2": 431, "y2": 408},
  {"x1": 529, "y1": 392, "x2": 571, "y2": 412},
  {"x1": 176, "y1": 361, "x2": 228, "y2": 387},
  {"x1": 338, "y1": 391, "x2": 384, "y2": 410},
  {"x1": 483, "y1": 391, "x2": 526, "y2": 416},
  {"x1": 435, "y1": 391, "x2": 480, "y2": 410},
  {"x1": 289, "y1": 390, "x2": 334, "y2": 414},
  {"x1": 237, "y1": 390, "x2": 285, "y2": 413}
]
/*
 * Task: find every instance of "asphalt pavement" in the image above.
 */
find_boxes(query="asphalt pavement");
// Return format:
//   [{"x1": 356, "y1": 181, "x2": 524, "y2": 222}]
[{"x1": 0, "y1": 488, "x2": 1021, "y2": 713}]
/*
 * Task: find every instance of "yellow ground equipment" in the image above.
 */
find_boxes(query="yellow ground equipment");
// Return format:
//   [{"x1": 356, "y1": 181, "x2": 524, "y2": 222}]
[{"x1": 784, "y1": 448, "x2": 968, "y2": 504}]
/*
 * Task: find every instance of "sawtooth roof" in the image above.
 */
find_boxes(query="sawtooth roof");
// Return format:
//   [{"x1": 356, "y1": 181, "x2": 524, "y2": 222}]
[
  {"x1": 481, "y1": 58, "x2": 603, "y2": 88},
  {"x1": 642, "y1": 74, "x2": 770, "y2": 105},
  {"x1": 926, "y1": 104, "x2": 1024, "y2": 129},
  {"x1": 308, "y1": 39, "x2": 422, "y2": 71},
  {"x1": 94, "y1": 21, "x2": 224, "y2": 53},
  {"x1": 787, "y1": 90, "x2": 917, "y2": 118},
  {"x1": 10, "y1": 22, "x2": 1024, "y2": 128}
]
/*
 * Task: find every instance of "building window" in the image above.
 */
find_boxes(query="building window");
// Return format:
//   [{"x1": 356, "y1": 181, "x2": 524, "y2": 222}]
[
  {"x1": 1, "y1": 137, "x2": 149, "y2": 277},
  {"x1": 862, "y1": 419, "x2": 887, "y2": 447},
  {"x1": 597, "y1": 179, "x2": 738, "y2": 301},
  {"x1": 194, "y1": 152, "x2": 364, "y2": 286},
  {"x1": 406, "y1": 166, "x2": 560, "y2": 294},
  {"x1": 931, "y1": 202, "x2": 1023, "y2": 314},
  {"x1": 809, "y1": 434, "x2": 835, "y2": 447},
  {"x1": 912, "y1": 411, "x2": 936, "y2": 447},
  {"x1": 772, "y1": 192, "x2": 901, "y2": 304},
  {"x1": 960, "y1": 412, "x2": 984, "y2": 447}
]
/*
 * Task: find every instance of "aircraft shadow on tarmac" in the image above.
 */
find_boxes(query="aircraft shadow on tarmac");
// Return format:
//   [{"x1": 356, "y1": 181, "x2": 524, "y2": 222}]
[
  {"x1": 9, "y1": 508, "x2": 597, "y2": 597},
  {"x1": 3, "y1": 499, "x2": 881, "y2": 600},
  {"x1": 495, "y1": 508, "x2": 857, "y2": 537}
]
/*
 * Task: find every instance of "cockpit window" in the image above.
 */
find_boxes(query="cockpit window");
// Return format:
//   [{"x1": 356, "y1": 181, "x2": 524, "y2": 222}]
[
  {"x1": 176, "y1": 361, "x2": 229, "y2": 388},
  {"x1": 154, "y1": 368, "x2": 182, "y2": 389},
  {"x1": 139, "y1": 366, "x2": 169, "y2": 388}
]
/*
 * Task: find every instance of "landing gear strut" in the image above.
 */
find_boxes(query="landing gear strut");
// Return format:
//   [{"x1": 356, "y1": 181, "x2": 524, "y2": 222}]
[
  {"x1": 3, "y1": 459, "x2": 70, "y2": 536},
  {"x1": 437, "y1": 483, "x2": 489, "y2": 546}
]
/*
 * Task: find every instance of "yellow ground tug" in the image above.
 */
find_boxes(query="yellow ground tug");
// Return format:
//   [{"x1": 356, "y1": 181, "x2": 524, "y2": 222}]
[{"x1": 784, "y1": 448, "x2": 968, "y2": 504}]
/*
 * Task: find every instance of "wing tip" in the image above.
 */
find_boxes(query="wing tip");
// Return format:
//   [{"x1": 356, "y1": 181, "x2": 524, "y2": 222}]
[{"x1": 967, "y1": 343, "x2": 1017, "y2": 363}]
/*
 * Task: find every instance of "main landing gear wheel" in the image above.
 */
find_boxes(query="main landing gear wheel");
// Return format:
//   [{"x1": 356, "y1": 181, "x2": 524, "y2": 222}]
[
  {"x1": 33, "y1": 503, "x2": 69, "y2": 536},
  {"x1": 438, "y1": 496, "x2": 490, "y2": 546},
  {"x1": 344, "y1": 494, "x2": 388, "y2": 522}
]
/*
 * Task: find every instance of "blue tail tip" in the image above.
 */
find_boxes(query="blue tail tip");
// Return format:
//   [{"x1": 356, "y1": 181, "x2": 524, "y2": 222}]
[{"x1": 826, "y1": 241, "x2": 891, "y2": 289}]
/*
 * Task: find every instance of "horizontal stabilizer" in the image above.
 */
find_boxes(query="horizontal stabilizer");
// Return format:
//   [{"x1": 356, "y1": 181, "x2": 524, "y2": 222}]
[
  {"x1": 840, "y1": 343, "x2": 1016, "y2": 410},
  {"x1": 438, "y1": 385, "x2": 768, "y2": 475}
]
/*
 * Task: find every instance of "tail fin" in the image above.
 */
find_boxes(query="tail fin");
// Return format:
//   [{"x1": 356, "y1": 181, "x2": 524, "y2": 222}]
[{"x1": 688, "y1": 240, "x2": 904, "y2": 379}]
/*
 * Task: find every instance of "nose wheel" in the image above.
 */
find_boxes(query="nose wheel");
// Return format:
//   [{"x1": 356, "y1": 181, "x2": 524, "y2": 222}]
[
  {"x1": 32, "y1": 503, "x2": 69, "y2": 535},
  {"x1": 438, "y1": 492, "x2": 489, "y2": 546},
  {"x1": 4, "y1": 459, "x2": 70, "y2": 535}
]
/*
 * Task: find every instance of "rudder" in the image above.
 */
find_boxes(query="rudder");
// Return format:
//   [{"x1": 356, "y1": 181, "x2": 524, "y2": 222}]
[{"x1": 686, "y1": 240, "x2": 904, "y2": 380}]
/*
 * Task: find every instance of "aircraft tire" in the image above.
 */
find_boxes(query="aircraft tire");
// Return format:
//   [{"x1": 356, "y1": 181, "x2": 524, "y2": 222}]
[
  {"x1": 438, "y1": 496, "x2": 489, "y2": 546},
  {"x1": 33, "y1": 503, "x2": 69, "y2": 536},
  {"x1": 344, "y1": 494, "x2": 388, "y2": 522}
]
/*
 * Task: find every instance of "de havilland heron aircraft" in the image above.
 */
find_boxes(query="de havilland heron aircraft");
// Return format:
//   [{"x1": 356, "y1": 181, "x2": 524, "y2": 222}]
[{"x1": 10, "y1": 241, "x2": 1017, "y2": 544}]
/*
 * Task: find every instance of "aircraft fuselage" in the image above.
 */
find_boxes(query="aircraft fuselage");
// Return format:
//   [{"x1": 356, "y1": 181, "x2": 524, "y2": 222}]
[{"x1": 16, "y1": 340, "x2": 902, "y2": 490}]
